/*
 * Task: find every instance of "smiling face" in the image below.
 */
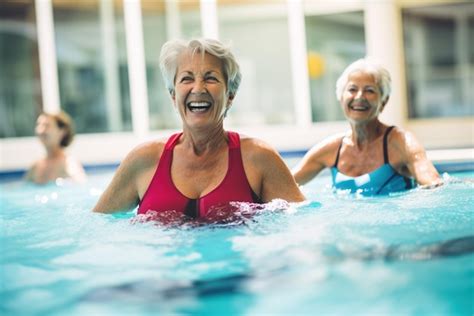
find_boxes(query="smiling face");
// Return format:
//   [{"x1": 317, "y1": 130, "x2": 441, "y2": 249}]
[
  {"x1": 35, "y1": 114, "x2": 65, "y2": 149},
  {"x1": 340, "y1": 70, "x2": 386, "y2": 124},
  {"x1": 172, "y1": 51, "x2": 232, "y2": 131}
]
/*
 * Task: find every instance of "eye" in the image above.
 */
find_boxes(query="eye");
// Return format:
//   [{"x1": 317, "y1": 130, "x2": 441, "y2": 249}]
[
  {"x1": 365, "y1": 88, "x2": 376, "y2": 94},
  {"x1": 205, "y1": 75, "x2": 219, "y2": 83},
  {"x1": 347, "y1": 87, "x2": 357, "y2": 93},
  {"x1": 179, "y1": 76, "x2": 193, "y2": 83}
]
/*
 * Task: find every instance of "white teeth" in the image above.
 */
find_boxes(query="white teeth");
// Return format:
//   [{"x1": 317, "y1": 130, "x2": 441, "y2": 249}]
[
  {"x1": 191, "y1": 107, "x2": 207, "y2": 112},
  {"x1": 350, "y1": 105, "x2": 368, "y2": 110},
  {"x1": 188, "y1": 101, "x2": 211, "y2": 112},
  {"x1": 189, "y1": 102, "x2": 210, "y2": 108}
]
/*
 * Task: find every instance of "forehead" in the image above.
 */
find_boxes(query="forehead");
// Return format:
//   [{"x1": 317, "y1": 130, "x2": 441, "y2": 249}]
[
  {"x1": 176, "y1": 50, "x2": 223, "y2": 73},
  {"x1": 37, "y1": 114, "x2": 54, "y2": 124},
  {"x1": 347, "y1": 70, "x2": 377, "y2": 85}
]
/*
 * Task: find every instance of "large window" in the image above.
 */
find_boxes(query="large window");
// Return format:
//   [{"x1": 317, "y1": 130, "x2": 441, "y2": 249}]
[
  {"x1": 218, "y1": 1, "x2": 295, "y2": 126},
  {"x1": 142, "y1": 1, "x2": 201, "y2": 130},
  {"x1": 0, "y1": 1, "x2": 41, "y2": 138},
  {"x1": 304, "y1": 11, "x2": 365, "y2": 122},
  {"x1": 403, "y1": 3, "x2": 474, "y2": 119},
  {"x1": 53, "y1": 0, "x2": 132, "y2": 133}
]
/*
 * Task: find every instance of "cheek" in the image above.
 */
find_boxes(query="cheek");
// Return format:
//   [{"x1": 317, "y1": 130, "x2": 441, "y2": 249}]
[
  {"x1": 36, "y1": 126, "x2": 46, "y2": 135},
  {"x1": 51, "y1": 130, "x2": 61, "y2": 140},
  {"x1": 341, "y1": 96, "x2": 350, "y2": 106},
  {"x1": 342, "y1": 91, "x2": 352, "y2": 100},
  {"x1": 370, "y1": 98, "x2": 382, "y2": 107},
  {"x1": 174, "y1": 94, "x2": 185, "y2": 107}
]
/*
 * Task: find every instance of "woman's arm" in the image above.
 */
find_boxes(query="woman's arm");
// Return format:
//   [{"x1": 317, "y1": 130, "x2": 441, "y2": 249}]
[
  {"x1": 292, "y1": 147, "x2": 327, "y2": 186},
  {"x1": 244, "y1": 139, "x2": 305, "y2": 203},
  {"x1": 92, "y1": 144, "x2": 156, "y2": 214},
  {"x1": 393, "y1": 130, "x2": 442, "y2": 187},
  {"x1": 292, "y1": 135, "x2": 342, "y2": 185}
]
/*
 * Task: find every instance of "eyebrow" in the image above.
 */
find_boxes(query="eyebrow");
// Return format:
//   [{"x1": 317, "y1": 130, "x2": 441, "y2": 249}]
[
  {"x1": 204, "y1": 71, "x2": 221, "y2": 76},
  {"x1": 177, "y1": 70, "x2": 221, "y2": 77},
  {"x1": 177, "y1": 71, "x2": 193, "y2": 76},
  {"x1": 348, "y1": 84, "x2": 377, "y2": 88}
]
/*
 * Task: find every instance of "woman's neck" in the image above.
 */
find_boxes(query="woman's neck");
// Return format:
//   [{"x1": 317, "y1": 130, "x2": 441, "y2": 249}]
[
  {"x1": 45, "y1": 146, "x2": 65, "y2": 160},
  {"x1": 350, "y1": 120, "x2": 385, "y2": 149},
  {"x1": 181, "y1": 127, "x2": 228, "y2": 156}
]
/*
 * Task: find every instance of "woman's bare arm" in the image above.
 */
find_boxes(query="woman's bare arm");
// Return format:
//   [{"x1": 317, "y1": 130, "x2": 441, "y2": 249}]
[
  {"x1": 245, "y1": 139, "x2": 305, "y2": 203},
  {"x1": 292, "y1": 135, "x2": 342, "y2": 185},
  {"x1": 92, "y1": 143, "x2": 159, "y2": 213},
  {"x1": 393, "y1": 130, "x2": 442, "y2": 187}
]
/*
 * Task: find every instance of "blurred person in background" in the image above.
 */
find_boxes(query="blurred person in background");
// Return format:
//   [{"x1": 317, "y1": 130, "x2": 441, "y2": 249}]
[
  {"x1": 93, "y1": 38, "x2": 304, "y2": 221},
  {"x1": 25, "y1": 111, "x2": 86, "y2": 184},
  {"x1": 292, "y1": 58, "x2": 441, "y2": 195}
]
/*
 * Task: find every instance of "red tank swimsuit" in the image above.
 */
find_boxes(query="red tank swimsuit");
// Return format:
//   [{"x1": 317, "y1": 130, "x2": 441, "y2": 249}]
[{"x1": 137, "y1": 131, "x2": 261, "y2": 219}]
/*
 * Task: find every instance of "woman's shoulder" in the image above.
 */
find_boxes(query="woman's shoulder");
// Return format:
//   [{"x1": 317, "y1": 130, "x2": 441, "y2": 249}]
[
  {"x1": 320, "y1": 132, "x2": 346, "y2": 148},
  {"x1": 305, "y1": 132, "x2": 346, "y2": 157},
  {"x1": 237, "y1": 134, "x2": 285, "y2": 171},
  {"x1": 387, "y1": 126, "x2": 417, "y2": 148},
  {"x1": 28, "y1": 158, "x2": 43, "y2": 170},
  {"x1": 387, "y1": 126, "x2": 425, "y2": 157},
  {"x1": 121, "y1": 138, "x2": 168, "y2": 170},
  {"x1": 64, "y1": 155, "x2": 86, "y2": 182},
  {"x1": 24, "y1": 160, "x2": 42, "y2": 181},
  {"x1": 239, "y1": 134, "x2": 279, "y2": 157}
]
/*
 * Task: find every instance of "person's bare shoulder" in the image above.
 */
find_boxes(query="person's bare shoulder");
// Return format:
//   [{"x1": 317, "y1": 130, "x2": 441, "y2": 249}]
[
  {"x1": 322, "y1": 132, "x2": 347, "y2": 148},
  {"x1": 24, "y1": 160, "x2": 41, "y2": 181},
  {"x1": 238, "y1": 135, "x2": 283, "y2": 184},
  {"x1": 122, "y1": 138, "x2": 167, "y2": 173},
  {"x1": 386, "y1": 126, "x2": 435, "y2": 173},
  {"x1": 305, "y1": 132, "x2": 346, "y2": 166},
  {"x1": 386, "y1": 126, "x2": 441, "y2": 186},
  {"x1": 92, "y1": 137, "x2": 170, "y2": 213},
  {"x1": 64, "y1": 155, "x2": 86, "y2": 182},
  {"x1": 386, "y1": 126, "x2": 420, "y2": 159},
  {"x1": 239, "y1": 134, "x2": 279, "y2": 164},
  {"x1": 239, "y1": 134, "x2": 305, "y2": 202},
  {"x1": 386, "y1": 126, "x2": 408, "y2": 145}
]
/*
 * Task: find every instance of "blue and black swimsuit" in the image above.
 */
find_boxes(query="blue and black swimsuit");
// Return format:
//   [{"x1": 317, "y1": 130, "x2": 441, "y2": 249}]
[{"x1": 331, "y1": 126, "x2": 415, "y2": 195}]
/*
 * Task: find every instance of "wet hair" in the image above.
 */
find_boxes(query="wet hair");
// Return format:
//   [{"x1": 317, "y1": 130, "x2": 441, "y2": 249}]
[
  {"x1": 159, "y1": 38, "x2": 241, "y2": 98},
  {"x1": 335, "y1": 58, "x2": 391, "y2": 103},
  {"x1": 42, "y1": 111, "x2": 75, "y2": 147}
]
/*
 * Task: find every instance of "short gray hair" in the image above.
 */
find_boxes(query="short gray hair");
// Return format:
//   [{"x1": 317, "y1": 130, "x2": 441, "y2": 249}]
[
  {"x1": 159, "y1": 38, "x2": 241, "y2": 97},
  {"x1": 335, "y1": 58, "x2": 391, "y2": 103}
]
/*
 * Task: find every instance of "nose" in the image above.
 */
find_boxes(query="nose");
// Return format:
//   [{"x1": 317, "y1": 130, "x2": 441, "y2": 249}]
[
  {"x1": 355, "y1": 89, "x2": 364, "y2": 99},
  {"x1": 191, "y1": 77, "x2": 206, "y2": 93}
]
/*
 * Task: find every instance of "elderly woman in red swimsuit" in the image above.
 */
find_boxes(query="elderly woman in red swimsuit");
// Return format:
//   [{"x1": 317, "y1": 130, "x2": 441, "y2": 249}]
[
  {"x1": 292, "y1": 58, "x2": 442, "y2": 195},
  {"x1": 93, "y1": 38, "x2": 305, "y2": 219}
]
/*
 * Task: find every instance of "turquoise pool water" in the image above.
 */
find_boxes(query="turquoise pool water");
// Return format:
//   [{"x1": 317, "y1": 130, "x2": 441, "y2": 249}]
[{"x1": 1, "y1": 168, "x2": 473, "y2": 315}]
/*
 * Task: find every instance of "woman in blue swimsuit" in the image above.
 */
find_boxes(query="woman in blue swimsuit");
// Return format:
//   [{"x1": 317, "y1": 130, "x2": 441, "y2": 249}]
[{"x1": 292, "y1": 59, "x2": 442, "y2": 195}]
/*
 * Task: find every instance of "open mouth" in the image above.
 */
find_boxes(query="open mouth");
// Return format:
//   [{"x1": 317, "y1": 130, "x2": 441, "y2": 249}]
[
  {"x1": 349, "y1": 101, "x2": 369, "y2": 111},
  {"x1": 187, "y1": 101, "x2": 211, "y2": 113},
  {"x1": 349, "y1": 105, "x2": 369, "y2": 111}
]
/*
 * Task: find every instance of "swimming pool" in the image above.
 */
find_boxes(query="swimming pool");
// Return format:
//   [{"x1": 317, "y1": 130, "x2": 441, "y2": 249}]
[{"x1": 1, "y1": 165, "x2": 473, "y2": 315}]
